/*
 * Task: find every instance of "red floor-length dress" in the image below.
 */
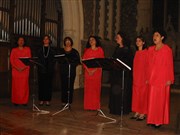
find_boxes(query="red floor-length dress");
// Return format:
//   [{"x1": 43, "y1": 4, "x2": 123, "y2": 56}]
[
  {"x1": 147, "y1": 45, "x2": 174, "y2": 125},
  {"x1": 132, "y1": 49, "x2": 148, "y2": 114},
  {"x1": 10, "y1": 47, "x2": 31, "y2": 104},
  {"x1": 83, "y1": 47, "x2": 104, "y2": 110}
]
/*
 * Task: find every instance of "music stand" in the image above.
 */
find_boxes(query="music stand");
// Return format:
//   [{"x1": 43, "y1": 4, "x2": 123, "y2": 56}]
[
  {"x1": 82, "y1": 58, "x2": 131, "y2": 124},
  {"x1": 52, "y1": 63, "x2": 71, "y2": 116},
  {"x1": 82, "y1": 58, "x2": 137, "y2": 130},
  {"x1": 19, "y1": 57, "x2": 49, "y2": 114},
  {"x1": 52, "y1": 54, "x2": 77, "y2": 117}
]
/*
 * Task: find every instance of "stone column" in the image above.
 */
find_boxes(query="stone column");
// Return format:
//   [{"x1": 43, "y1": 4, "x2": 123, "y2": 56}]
[{"x1": 61, "y1": 0, "x2": 84, "y2": 89}]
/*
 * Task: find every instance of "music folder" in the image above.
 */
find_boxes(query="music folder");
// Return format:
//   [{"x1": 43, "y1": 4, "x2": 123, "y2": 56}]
[
  {"x1": 82, "y1": 58, "x2": 131, "y2": 71},
  {"x1": 19, "y1": 57, "x2": 45, "y2": 68}
]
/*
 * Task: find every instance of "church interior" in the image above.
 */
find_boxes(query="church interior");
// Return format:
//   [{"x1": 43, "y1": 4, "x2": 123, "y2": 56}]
[{"x1": 0, "y1": 0, "x2": 180, "y2": 134}]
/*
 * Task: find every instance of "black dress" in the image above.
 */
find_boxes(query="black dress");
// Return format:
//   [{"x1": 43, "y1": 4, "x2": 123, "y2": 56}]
[
  {"x1": 37, "y1": 46, "x2": 56, "y2": 101},
  {"x1": 59, "y1": 48, "x2": 80, "y2": 104},
  {"x1": 109, "y1": 45, "x2": 133, "y2": 115}
]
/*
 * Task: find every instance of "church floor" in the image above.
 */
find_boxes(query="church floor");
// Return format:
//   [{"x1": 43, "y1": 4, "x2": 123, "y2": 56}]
[{"x1": 0, "y1": 87, "x2": 180, "y2": 135}]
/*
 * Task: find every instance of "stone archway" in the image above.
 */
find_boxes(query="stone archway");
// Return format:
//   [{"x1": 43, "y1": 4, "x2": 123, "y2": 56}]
[{"x1": 61, "y1": 0, "x2": 84, "y2": 88}]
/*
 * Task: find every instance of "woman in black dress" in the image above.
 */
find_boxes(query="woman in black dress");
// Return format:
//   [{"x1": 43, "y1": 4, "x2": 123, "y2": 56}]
[
  {"x1": 59, "y1": 37, "x2": 80, "y2": 106},
  {"x1": 109, "y1": 31, "x2": 133, "y2": 115},
  {"x1": 37, "y1": 35, "x2": 56, "y2": 106}
]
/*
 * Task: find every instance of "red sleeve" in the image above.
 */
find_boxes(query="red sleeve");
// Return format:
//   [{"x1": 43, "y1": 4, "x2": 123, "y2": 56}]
[
  {"x1": 10, "y1": 49, "x2": 16, "y2": 68},
  {"x1": 27, "y1": 47, "x2": 32, "y2": 58},
  {"x1": 146, "y1": 48, "x2": 151, "y2": 82},
  {"x1": 144, "y1": 50, "x2": 148, "y2": 81},
  {"x1": 82, "y1": 49, "x2": 89, "y2": 69},
  {"x1": 166, "y1": 48, "x2": 174, "y2": 83},
  {"x1": 99, "y1": 47, "x2": 105, "y2": 58}
]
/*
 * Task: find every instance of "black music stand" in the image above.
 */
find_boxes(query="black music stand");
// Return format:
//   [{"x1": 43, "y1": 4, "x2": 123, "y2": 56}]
[
  {"x1": 82, "y1": 57, "x2": 131, "y2": 124},
  {"x1": 82, "y1": 58, "x2": 133, "y2": 128},
  {"x1": 52, "y1": 54, "x2": 78, "y2": 117},
  {"x1": 19, "y1": 57, "x2": 49, "y2": 114},
  {"x1": 52, "y1": 63, "x2": 72, "y2": 116}
]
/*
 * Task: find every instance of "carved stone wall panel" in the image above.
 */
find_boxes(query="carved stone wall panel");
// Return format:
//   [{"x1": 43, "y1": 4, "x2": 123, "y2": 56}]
[
  {"x1": 99, "y1": 0, "x2": 105, "y2": 39},
  {"x1": 104, "y1": 0, "x2": 109, "y2": 40},
  {"x1": 112, "y1": 0, "x2": 117, "y2": 39},
  {"x1": 95, "y1": 0, "x2": 100, "y2": 35},
  {"x1": 120, "y1": 0, "x2": 137, "y2": 44},
  {"x1": 82, "y1": 0, "x2": 95, "y2": 39}
]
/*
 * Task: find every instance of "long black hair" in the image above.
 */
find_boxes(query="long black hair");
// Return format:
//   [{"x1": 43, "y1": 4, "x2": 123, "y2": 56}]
[
  {"x1": 135, "y1": 35, "x2": 147, "y2": 50},
  {"x1": 86, "y1": 35, "x2": 101, "y2": 48},
  {"x1": 153, "y1": 28, "x2": 167, "y2": 43},
  {"x1": 117, "y1": 31, "x2": 131, "y2": 47}
]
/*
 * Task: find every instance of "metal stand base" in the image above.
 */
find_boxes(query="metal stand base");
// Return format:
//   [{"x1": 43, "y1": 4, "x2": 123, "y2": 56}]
[
  {"x1": 52, "y1": 64, "x2": 76, "y2": 119},
  {"x1": 33, "y1": 104, "x2": 50, "y2": 114},
  {"x1": 116, "y1": 117, "x2": 140, "y2": 134},
  {"x1": 97, "y1": 109, "x2": 116, "y2": 124},
  {"x1": 52, "y1": 103, "x2": 70, "y2": 116},
  {"x1": 51, "y1": 103, "x2": 76, "y2": 118},
  {"x1": 32, "y1": 95, "x2": 50, "y2": 115}
]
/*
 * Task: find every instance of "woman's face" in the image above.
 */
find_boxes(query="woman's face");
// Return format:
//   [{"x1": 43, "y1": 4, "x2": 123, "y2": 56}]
[
  {"x1": 89, "y1": 37, "x2": 96, "y2": 47},
  {"x1": 17, "y1": 38, "x2": 25, "y2": 47},
  {"x1": 43, "y1": 36, "x2": 50, "y2": 45},
  {"x1": 153, "y1": 32, "x2": 164, "y2": 45},
  {"x1": 136, "y1": 38, "x2": 144, "y2": 48},
  {"x1": 65, "y1": 39, "x2": 72, "y2": 47},
  {"x1": 115, "y1": 34, "x2": 122, "y2": 44}
]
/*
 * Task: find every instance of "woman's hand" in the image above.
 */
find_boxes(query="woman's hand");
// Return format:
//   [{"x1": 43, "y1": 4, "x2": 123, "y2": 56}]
[
  {"x1": 166, "y1": 81, "x2": 172, "y2": 86},
  {"x1": 88, "y1": 68, "x2": 97, "y2": 76},
  {"x1": 17, "y1": 67, "x2": 27, "y2": 72}
]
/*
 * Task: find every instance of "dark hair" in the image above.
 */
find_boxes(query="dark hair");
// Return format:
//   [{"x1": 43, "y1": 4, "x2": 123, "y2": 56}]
[
  {"x1": 117, "y1": 31, "x2": 131, "y2": 47},
  {"x1": 64, "y1": 36, "x2": 73, "y2": 46},
  {"x1": 153, "y1": 28, "x2": 167, "y2": 42},
  {"x1": 17, "y1": 36, "x2": 26, "y2": 47},
  {"x1": 86, "y1": 35, "x2": 101, "y2": 48},
  {"x1": 43, "y1": 35, "x2": 52, "y2": 45},
  {"x1": 135, "y1": 35, "x2": 147, "y2": 50}
]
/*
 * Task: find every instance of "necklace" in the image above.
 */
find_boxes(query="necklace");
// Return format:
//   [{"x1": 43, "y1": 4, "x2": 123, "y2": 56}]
[{"x1": 43, "y1": 46, "x2": 50, "y2": 58}]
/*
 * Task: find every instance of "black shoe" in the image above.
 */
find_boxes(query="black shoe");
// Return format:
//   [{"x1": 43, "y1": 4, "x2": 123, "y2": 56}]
[
  {"x1": 147, "y1": 124, "x2": 155, "y2": 127},
  {"x1": 13, "y1": 103, "x2": 19, "y2": 106},
  {"x1": 39, "y1": 101, "x2": 44, "y2": 106},
  {"x1": 154, "y1": 124, "x2": 162, "y2": 129},
  {"x1": 45, "y1": 101, "x2": 50, "y2": 106},
  {"x1": 130, "y1": 114, "x2": 139, "y2": 119},
  {"x1": 130, "y1": 116, "x2": 138, "y2": 119},
  {"x1": 136, "y1": 116, "x2": 146, "y2": 121}
]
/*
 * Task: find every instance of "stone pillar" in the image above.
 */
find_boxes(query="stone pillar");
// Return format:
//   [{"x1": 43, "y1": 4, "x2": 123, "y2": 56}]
[
  {"x1": 61, "y1": 0, "x2": 84, "y2": 89},
  {"x1": 136, "y1": 0, "x2": 152, "y2": 34}
]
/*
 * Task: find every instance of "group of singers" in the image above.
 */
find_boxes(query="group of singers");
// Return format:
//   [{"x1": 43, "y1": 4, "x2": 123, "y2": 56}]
[{"x1": 10, "y1": 29, "x2": 174, "y2": 129}]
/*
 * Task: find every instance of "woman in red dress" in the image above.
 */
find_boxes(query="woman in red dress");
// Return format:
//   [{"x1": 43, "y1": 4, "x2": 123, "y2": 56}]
[
  {"x1": 131, "y1": 36, "x2": 148, "y2": 121},
  {"x1": 10, "y1": 37, "x2": 31, "y2": 106},
  {"x1": 82, "y1": 36, "x2": 104, "y2": 110},
  {"x1": 147, "y1": 29, "x2": 174, "y2": 128}
]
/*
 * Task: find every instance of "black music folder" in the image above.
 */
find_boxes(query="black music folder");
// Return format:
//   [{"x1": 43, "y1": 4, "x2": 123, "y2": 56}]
[{"x1": 82, "y1": 58, "x2": 131, "y2": 71}]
